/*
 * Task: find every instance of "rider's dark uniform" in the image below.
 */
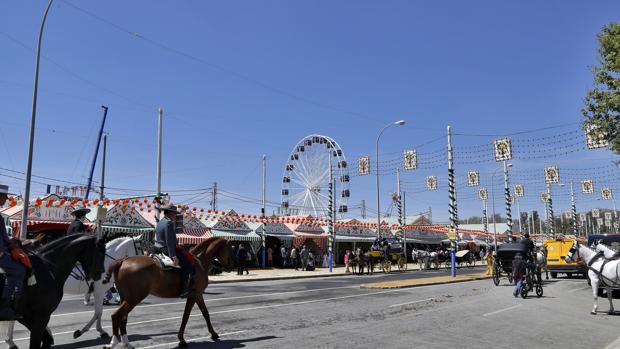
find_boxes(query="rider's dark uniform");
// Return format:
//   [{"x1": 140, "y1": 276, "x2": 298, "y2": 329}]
[
  {"x1": 0, "y1": 185, "x2": 25, "y2": 320},
  {"x1": 154, "y1": 207, "x2": 194, "y2": 298},
  {"x1": 520, "y1": 236, "x2": 535, "y2": 261}
]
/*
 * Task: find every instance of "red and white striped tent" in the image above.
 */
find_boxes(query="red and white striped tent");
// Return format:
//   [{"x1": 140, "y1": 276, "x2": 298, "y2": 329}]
[{"x1": 177, "y1": 214, "x2": 211, "y2": 245}]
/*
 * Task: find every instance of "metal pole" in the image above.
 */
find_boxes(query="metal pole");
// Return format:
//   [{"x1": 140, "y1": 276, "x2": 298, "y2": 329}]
[
  {"x1": 482, "y1": 198, "x2": 489, "y2": 245},
  {"x1": 261, "y1": 155, "x2": 267, "y2": 269},
  {"x1": 100, "y1": 134, "x2": 107, "y2": 202},
  {"x1": 612, "y1": 195, "x2": 617, "y2": 233},
  {"x1": 447, "y1": 126, "x2": 457, "y2": 277},
  {"x1": 20, "y1": 0, "x2": 54, "y2": 240},
  {"x1": 155, "y1": 108, "x2": 163, "y2": 223},
  {"x1": 491, "y1": 171, "x2": 498, "y2": 251},
  {"x1": 515, "y1": 196, "x2": 522, "y2": 236},
  {"x1": 328, "y1": 158, "x2": 334, "y2": 272},
  {"x1": 570, "y1": 180, "x2": 578, "y2": 236},
  {"x1": 397, "y1": 169, "x2": 406, "y2": 263},
  {"x1": 96, "y1": 133, "x2": 107, "y2": 240},
  {"x1": 503, "y1": 161, "x2": 513, "y2": 238},
  {"x1": 403, "y1": 191, "x2": 407, "y2": 262},
  {"x1": 85, "y1": 106, "x2": 108, "y2": 199},
  {"x1": 547, "y1": 183, "x2": 555, "y2": 238}
]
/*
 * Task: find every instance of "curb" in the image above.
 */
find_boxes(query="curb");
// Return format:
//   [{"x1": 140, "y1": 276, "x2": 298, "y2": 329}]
[
  {"x1": 359, "y1": 274, "x2": 492, "y2": 289},
  {"x1": 209, "y1": 264, "x2": 486, "y2": 284}
]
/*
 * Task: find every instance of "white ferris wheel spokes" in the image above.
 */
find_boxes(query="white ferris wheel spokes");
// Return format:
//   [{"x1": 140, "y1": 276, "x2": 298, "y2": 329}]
[{"x1": 281, "y1": 135, "x2": 350, "y2": 218}]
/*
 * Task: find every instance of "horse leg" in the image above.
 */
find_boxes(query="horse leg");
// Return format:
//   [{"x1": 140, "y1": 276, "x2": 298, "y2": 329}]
[
  {"x1": 196, "y1": 296, "x2": 219, "y2": 340},
  {"x1": 119, "y1": 303, "x2": 137, "y2": 349},
  {"x1": 107, "y1": 301, "x2": 132, "y2": 349},
  {"x1": 177, "y1": 297, "x2": 196, "y2": 347},
  {"x1": 28, "y1": 315, "x2": 50, "y2": 349},
  {"x1": 606, "y1": 286, "x2": 615, "y2": 315},
  {"x1": 591, "y1": 278, "x2": 599, "y2": 315},
  {"x1": 4, "y1": 321, "x2": 17, "y2": 349}
]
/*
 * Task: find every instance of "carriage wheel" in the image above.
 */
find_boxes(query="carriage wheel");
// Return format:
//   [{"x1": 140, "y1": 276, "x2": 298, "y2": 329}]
[
  {"x1": 383, "y1": 261, "x2": 392, "y2": 273},
  {"x1": 492, "y1": 268, "x2": 500, "y2": 286},
  {"x1": 520, "y1": 285, "x2": 528, "y2": 299},
  {"x1": 535, "y1": 285, "x2": 543, "y2": 297}
]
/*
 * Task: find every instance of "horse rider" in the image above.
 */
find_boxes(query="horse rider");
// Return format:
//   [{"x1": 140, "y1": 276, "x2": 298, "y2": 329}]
[
  {"x1": 520, "y1": 233, "x2": 535, "y2": 262},
  {"x1": 0, "y1": 184, "x2": 26, "y2": 320},
  {"x1": 154, "y1": 205, "x2": 195, "y2": 298},
  {"x1": 67, "y1": 207, "x2": 91, "y2": 236}
]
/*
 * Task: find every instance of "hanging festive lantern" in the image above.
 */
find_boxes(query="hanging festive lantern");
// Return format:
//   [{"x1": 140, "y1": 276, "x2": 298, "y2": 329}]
[{"x1": 93, "y1": 199, "x2": 99, "y2": 206}]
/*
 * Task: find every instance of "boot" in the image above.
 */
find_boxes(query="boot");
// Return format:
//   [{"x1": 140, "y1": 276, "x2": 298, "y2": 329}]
[{"x1": 179, "y1": 275, "x2": 194, "y2": 299}]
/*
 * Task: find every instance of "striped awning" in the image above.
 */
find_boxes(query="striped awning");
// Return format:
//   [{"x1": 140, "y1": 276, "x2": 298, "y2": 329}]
[
  {"x1": 101, "y1": 226, "x2": 154, "y2": 235},
  {"x1": 210, "y1": 230, "x2": 261, "y2": 241},
  {"x1": 177, "y1": 228, "x2": 212, "y2": 245},
  {"x1": 334, "y1": 235, "x2": 377, "y2": 242}
]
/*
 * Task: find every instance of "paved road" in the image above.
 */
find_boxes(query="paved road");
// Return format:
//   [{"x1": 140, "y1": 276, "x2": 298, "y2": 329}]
[{"x1": 7, "y1": 268, "x2": 620, "y2": 349}]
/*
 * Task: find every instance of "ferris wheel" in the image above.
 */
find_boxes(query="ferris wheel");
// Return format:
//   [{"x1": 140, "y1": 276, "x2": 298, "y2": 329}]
[{"x1": 281, "y1": 134, "x2": 350, "y2": 218}]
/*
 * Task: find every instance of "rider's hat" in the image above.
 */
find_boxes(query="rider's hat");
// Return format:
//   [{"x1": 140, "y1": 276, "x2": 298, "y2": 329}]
[
  {"x1": 161, "y1": 205, "x2": 178, "y2": 213},
  {"x1": 0, "y1": 184, "x2": 8, "y2": 195},
  {"x1": 71, "y1": 207, "x2": 91, "y2": 216}
]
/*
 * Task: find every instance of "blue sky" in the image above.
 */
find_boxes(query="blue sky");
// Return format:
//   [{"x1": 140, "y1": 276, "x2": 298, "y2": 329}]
[{"x1": 1, "y1": 0, "x2": 619, "y2": 223}]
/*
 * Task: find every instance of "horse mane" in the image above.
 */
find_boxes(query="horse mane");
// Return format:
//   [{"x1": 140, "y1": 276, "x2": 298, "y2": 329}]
[
  {"x1": 190, "y1": 237, "x2": 222, "y2": 256},
  {"x1": 106, "y1": 236, "x2": 131, "y2": 247},
  {"x1": 36, "y1": 233, "x2": 88, "y2": 254}
]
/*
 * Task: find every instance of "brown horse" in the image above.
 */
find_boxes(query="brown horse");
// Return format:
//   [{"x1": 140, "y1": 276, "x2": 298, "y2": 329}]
[{"x1": 103, "y1": 237, "x2": 235, "y2": 349}]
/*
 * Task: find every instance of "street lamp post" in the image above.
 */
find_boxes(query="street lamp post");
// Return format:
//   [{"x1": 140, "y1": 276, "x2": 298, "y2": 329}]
[
  {"x1": 20, "y1": 0, "x2": 55, "y2": 240},
  {"x1": 491, "y1": 164, "x2": 512, "y2": 250},
  {"x1": 375, "y1": 120, "x2": 406, "y2": 237}
]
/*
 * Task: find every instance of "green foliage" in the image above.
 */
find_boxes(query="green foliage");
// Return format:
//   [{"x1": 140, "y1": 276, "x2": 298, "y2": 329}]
[{"x1": 582, "y1": 22, "x2": 620, "y2": 153}]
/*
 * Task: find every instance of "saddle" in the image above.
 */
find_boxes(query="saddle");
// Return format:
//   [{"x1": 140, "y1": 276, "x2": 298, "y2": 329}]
[{"x1": 150, "y1": 254, "x2": 181, "y2": 270}]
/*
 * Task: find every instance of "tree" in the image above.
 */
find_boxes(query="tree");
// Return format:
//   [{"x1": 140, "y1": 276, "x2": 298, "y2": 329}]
[{"x1": 582, "y1": 22, "x2": 620, "y2": 154}]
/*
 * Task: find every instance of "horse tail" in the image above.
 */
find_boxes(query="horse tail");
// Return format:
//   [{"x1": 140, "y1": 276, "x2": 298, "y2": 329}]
[{"x1": 103, "y1": 258, "x2": 126, "y2": 285}]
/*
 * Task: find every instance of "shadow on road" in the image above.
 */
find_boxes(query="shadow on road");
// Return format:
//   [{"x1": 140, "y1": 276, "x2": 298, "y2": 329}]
[
  {"x1": 179, "y1": 335, "x2": 278, "y2": 348},
  {"x1": 52, "y1": 331, "x2": 177, "y2": 349}
]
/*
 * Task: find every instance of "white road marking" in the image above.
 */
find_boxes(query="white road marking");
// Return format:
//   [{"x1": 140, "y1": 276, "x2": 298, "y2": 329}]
[
  {"x1": 52, "y1": 285, "x2": 359, "y2": 318},
  {"x1": 140, "y1": 330, "x2": 247, "y2": 348},
  {"x1": 568, "y1": 286, "x2": 590, "y2": 293},
  {"x1": 603, "y1": 335, "x2": 620, "y2": 349},
  {"x1": 15, "y1": 288, "x2": 414, "y2": 342},
  {"x1": 482, "y1": 304, "x2": 522, "y2": 317},
  {"x1": 389, "y1": 298, "x2": 436, "y2": 308}
]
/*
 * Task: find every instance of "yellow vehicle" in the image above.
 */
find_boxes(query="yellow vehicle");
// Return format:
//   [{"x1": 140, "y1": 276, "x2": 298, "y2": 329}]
[{"x1": 543, "y1": 238, "x2": 587, "y2": 278}]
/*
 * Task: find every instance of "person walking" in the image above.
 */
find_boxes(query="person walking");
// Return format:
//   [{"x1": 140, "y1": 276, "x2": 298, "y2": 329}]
[
  {"x1": 281, "y1": 246, "x2": 287, "y2": 268},
  {"x1": 290, "y1": 247, "x2": 298, "y2": 271},
  {"x1": 237, "y1": 245, "x2": 249, "y2": 275},
  {"x1": 485, "y1": 249, "x2": 494, "y2": 276},
  {"x1": 511, "y1": 253, "x2": 530, "y2": 297},
  {"x1": 300, "y1": 245, "x2": 309, "y2": 271},
  {"x1": 267, "y1": 246, "x2": 273, "y2": 267}
]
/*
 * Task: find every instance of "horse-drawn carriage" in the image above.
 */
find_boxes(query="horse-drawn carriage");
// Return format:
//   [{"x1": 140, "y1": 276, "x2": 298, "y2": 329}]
[
  {"x1": 492, "y1": 242, "x2": 543, "y2": 298},
  {"x1": 453, "y1": 249, "x2": 475, "y2": 268},
  {"x1": 369, "y1": 238, "x2": 407, "y2": 273}
]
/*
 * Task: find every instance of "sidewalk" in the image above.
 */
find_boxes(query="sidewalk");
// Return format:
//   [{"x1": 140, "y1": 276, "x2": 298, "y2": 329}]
[
  {"x1": 209, "y1": 261, "x2": 485, "y2": 284},
  {"x1": 360, "y1": 272, "x2": 491, "y2": 289}
]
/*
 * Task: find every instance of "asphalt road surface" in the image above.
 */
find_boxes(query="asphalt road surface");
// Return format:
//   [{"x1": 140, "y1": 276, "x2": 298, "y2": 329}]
[{"x1": 6, "y1": 267, "x2": 620, "y2": 349}]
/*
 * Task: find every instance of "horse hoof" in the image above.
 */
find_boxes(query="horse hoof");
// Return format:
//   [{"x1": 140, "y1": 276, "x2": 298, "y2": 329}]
[
  {"x1": 211, "y1": 333, "x2": 220, "y2": 341},
  {"x1": 100, "y1": 331, "x2": 110, "y2": 338},
  {"x1": 73, "y1": 330, "x2": 82, "y2": 339},
  {"x1": 591, "y1": 311, "x2": 597, "y2": 315},
  {"x1": 9, "y1": 345, "x2": 18, "y2": 349},
  {"x1": 609, "y1": 311, "x2": 615, "y2": 315},
  {"x1": 178, "y1": 340, "x2": 188, "y2": 348}
]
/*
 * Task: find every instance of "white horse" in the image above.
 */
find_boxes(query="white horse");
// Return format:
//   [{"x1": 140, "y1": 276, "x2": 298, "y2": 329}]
[
  {"x1": 565, "y1": 240, "x2": 619, "y2": 315},
  {"x1": 415, "y1": 250, "x2": 438, "y2": 270},
  {"x1": 596, "y1": 243, "x2": 619, "y2": 260},
  {"x1": 3, "y1": 236, "x2": 143, "y2": 349}
]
